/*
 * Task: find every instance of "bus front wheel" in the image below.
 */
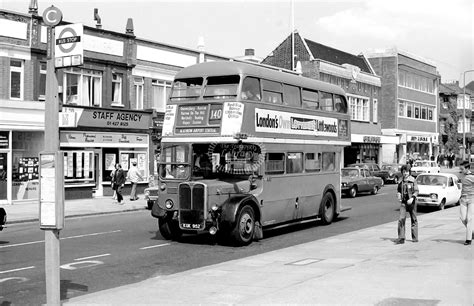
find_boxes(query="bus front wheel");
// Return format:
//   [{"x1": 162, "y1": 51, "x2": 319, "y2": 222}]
[
  {"x1": 320, "y1": 192, "x2": 335, "y2": 225},
  {"x1": 158, "y1": 216, "x2": 182, "y2": 240},
  {"x1": 231, "y1": 205, "x2": 255, "y2": 246}
]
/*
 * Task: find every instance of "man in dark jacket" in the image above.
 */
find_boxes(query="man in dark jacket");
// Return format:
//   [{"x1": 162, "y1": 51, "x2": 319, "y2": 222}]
[
  {"x1": 112, "y1": 163, "x2": 126, "y2": 205},
  {"x1": 395, "y1": 164, "x2": 419, "y2": 244}
]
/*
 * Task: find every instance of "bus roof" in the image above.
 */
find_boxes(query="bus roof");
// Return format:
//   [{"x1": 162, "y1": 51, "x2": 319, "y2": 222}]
[{"x1": 174, "y1": 61, "x2": 347, "y2": 96}]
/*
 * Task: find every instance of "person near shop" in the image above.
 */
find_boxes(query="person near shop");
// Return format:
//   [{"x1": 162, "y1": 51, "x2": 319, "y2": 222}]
[
  {"x1": 459, "y1": 161, "x2": 473, "y2": 245},
  {"x1": 395, "y1": 164, "x2": 419, "y2": 244},
  {"x1": 127, "y1": 161, "x2": 143, "y2": 201},
  {"x1": 110, "y1": 167, "x2": 117, "y2": 200},
  {"x1": 112, "y1": 163, "x2": 126, "y2": 205}
]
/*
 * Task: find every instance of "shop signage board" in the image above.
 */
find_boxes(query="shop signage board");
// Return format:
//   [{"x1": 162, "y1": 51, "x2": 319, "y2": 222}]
[
  {"x1": 409, "y1": 136, "x2": 430, "y2": 143},
  {"x1": 59, "y1": 107, "x2": 151, "y2": 130},
  {"x1": 60, "y1": 131, "x2": 148, "y2": 146}
]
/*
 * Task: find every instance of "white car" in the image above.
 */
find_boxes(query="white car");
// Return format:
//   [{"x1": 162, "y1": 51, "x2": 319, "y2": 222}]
[
  {"x1": 410, "y1": 160, "x2": 440, "y2": 177},
  {"x1": 415, "y1": 173, "x2": 461, "y2": 210}
]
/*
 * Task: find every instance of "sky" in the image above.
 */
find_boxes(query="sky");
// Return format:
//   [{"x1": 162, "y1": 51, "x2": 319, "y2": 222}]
[{"x1": 2, "y1": 0, "x2": 473, "y2": 84}]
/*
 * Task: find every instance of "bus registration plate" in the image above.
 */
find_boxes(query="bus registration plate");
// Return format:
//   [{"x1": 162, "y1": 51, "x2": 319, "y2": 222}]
[{"x1": 182, "y1": 223, "x2": 202, "y2": 229}]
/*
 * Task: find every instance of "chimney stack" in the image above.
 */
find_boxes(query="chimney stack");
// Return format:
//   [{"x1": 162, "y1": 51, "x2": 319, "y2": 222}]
[
  {"x1": 28, "y1": 0, "x2": 38, "y2": 15},
  {"x1": 94, "y1": 8, "x2": 102, "y2": 29},
  {"x1": 244, "y1": 48, "x2": 255, "y2": 56}
]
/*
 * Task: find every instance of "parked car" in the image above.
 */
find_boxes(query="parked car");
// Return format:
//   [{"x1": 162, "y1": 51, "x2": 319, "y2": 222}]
[
  {"x1": 341, "y1": 167, "x2": 384, "y2": 198},
  {"x1": 144, "y1": 175, "x2": 159, "y2": 210},
  {"x1": 381, "y1": 163, "x2": 403, "y2": 184},
  {"x1": 348, "y1": 163, "x2": 389, "y2": 185},
  {"x1": 0, "y1": 207, "x2": 6, "y2": 231},
  {"x1": 410, "y1": 160, "x2": 440, "y2": 177},
  {"x1": 415, "y1": 173, "x2": 461, "y2": 210}
]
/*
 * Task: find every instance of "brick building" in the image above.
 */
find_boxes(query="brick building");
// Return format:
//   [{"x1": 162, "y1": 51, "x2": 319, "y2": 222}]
[
  {"x1": 0, "y1": 6, "x2": 230, "y2": 204},
  {"x1": 262, "y1": 31, "x2": 398, "y2": 166},
  {"x1": 365, "y1": 48, "x2": 440, "y2": 163}
]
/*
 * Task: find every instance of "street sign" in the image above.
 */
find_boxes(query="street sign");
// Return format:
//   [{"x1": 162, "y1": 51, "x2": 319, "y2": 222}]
[
  {"x1": 42, "y1": 6, "x2": 63, "y2": 27},
  {"x1": 54, "y1": 23, "x2": 84, "y2": 68}
]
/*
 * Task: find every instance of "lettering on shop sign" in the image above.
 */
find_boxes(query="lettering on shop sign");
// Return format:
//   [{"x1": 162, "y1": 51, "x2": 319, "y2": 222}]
[
  {"x1": 410, "y1": 136, "x2": 430, "y2": 143},
  {"x1": 92, "y1": 111, "x2": 143, "y2": 127},
  {"x1": 363, "y1": 136, "x2": 381, "y2": 143}
]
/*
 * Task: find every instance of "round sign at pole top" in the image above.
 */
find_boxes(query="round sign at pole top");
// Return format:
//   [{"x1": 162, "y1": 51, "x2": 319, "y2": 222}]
[{"x1": 42, "y1": 6, "x2": 63, "y2": 27}]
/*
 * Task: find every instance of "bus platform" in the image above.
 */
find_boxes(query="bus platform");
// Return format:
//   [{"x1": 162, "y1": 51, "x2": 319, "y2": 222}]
[{"x1": 66, "y1": 205, "x2": 473, "y2": 305}]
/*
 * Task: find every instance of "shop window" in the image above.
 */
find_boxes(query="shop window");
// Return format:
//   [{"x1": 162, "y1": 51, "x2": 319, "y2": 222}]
[
  {"x1": 265, "y1": 153, "x2": 285, "y2": 174},
  {"x1": 120, "y1": 151, "x2": 148, "y2": 178},
  {"x1": 10, "y1": 59, "x2": 24, "y2": 100},
  {"x1": 286, "y1": 153, "x2": 303, "y2": 174},
  {"x1": 39, "y1": 62, "x2": 47, "y2": 101},
  {"x1": 152, "y1": 79, "x2": 172, "y2": 112},
  {"x1": 112, "y1": 73, "x2": 123, "y2": 106},
  {"x1": 304, "y1": 153, "x2": 321, "y2": 172},
  {"x1": 64, "y1": 151, "x2": 95, "y2": 184}
]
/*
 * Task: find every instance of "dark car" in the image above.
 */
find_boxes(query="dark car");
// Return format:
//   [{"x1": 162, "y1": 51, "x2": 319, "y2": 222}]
[
  {"x1": 381, "y1": 163, "x2": 403, "y2": 184},
  {"x1": 348, "y1": 163, "x2": 389, "y2": 185},
  {"x1": 341, "y1": 167, "x2": 383, "y2": 198}
]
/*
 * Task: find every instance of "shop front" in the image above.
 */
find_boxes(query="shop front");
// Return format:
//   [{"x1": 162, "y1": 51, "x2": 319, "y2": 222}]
[
  {"x1": 406, "y1": 135, "x2": 433, "y2": 160},
  {"x1": 344, "y1": 135, "x2": 382, "y2": 166},
  {"x1": 59, "y1": 106, "x2": 152, "y2": 200}
]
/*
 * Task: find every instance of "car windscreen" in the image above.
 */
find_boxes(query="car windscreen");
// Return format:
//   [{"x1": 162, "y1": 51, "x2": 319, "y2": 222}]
[
  {"x1": 416, "y1": 175, "x2": 447, "y2": 185},
  {"x1": 342, "y1": 169, "x2": 359, "y2": 177}
]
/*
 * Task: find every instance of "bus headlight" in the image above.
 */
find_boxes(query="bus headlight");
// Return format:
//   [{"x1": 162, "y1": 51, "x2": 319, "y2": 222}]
[
  {"x1": 165, "y1": 199, "x2": 174, "y2": 209},
  {"x1": 159, "y1": 183, "x2": 167, "y2": 191}
]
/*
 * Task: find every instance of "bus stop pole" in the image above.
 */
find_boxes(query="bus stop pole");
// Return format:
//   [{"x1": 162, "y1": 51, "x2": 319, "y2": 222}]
[{"x1": 44, "y1": 26, "x2": 61, "y2": 305}]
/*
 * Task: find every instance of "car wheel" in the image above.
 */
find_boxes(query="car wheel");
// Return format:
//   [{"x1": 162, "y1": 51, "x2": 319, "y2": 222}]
[
  {"x1": 438, "y1": 199, "x2": 446, "y2": 210},
  {"x1": 371, "y1": 185, "x2": 378, "y2": 195},
  {"x1": 349, "y1": 186, "x2": 357, "y2": 198},
  {"x1": 231, "y1": 205, "x2": 255, "y2": 246},
  {"x1": 320, "y1": 192, "x2": 335, "y2": 225}
]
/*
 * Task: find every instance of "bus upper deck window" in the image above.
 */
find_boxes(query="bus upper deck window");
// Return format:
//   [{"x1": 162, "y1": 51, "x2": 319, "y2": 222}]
[
  {"x1": 320, "y1": 91, "x2": 334, "y2": 111},
  {"x1": 204, "y1": 75, "x2": 239, "y2": 99},
  {"x1": 170, "y1": 78, "x2": 203, "y2": 100},
  {"x1": 241, "y1": 77, "x2": 261, "y2": 101},
  {"x1": 302, "y1": 89, "x2": 319, "y2": 110},
  {"x1": 334, "y1": 95, "x2": 348, "y2": 113}
]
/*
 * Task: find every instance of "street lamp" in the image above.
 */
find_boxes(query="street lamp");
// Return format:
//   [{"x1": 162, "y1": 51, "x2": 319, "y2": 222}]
[{"x1": 462, "y1": 70, "x2": 474, "y2": 161}]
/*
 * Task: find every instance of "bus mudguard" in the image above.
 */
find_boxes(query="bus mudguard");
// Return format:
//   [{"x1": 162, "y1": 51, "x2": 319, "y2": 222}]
[{"x1": 219, "y1": 194, "x2": 260, "y2": 226}]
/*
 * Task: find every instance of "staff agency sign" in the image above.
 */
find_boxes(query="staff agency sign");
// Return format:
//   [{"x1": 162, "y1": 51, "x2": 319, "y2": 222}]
[{"x1": 55, "y1": 23, "x2": 83, "y2": 68}]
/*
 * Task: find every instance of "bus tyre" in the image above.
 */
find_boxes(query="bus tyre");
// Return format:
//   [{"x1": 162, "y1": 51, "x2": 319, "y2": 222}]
[
  {"x1": 158, "y1": 216, "x2": 182, "y2": 240},
  {"x1": 231, "y1": 205, "x2": 255, "y2": 246},
  {"x1": 320, "y1": 192, "x2": 335, "y2": 225}
]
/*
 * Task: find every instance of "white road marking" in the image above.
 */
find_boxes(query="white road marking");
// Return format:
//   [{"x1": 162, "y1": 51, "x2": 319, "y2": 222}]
[
  {"x1": 61, "y1": 260, "x2": 104, "y2": 270},
  {"x1": 0, "y1": 230, "x2": 122, "y2": 249},
  {"x1": 0, "y1": 277, "x2": 29, "y2": 283},
  {"x1": 140, "y1": 243, "x2": 171, "y2": 250},
  {"x1": 74, "y1": 253, "x2": 110, "y2": 261},
  {"x1": 0, "y1": 266, "x2": 35, "y2": 274}
]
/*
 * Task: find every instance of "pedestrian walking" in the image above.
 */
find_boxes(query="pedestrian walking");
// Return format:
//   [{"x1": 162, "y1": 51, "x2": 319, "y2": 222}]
[
  {"x1": 112, "y1": 163, "x2": 126, "y2": 205},
  {"x1": 127, "y1": 161, "x2": 143, "y2": 201},
  {"x1": 395, "y1": 164, "x2": 419, "y2": 244},
  {"x1": 459, "y1": 161, "x2": 473, "y2": 245},
  {"x1": 110, "y1": 167, "x2": 117, "y2": 200}
]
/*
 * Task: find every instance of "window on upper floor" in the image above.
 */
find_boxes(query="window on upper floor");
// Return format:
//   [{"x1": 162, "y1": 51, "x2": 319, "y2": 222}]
[
  {"x1": 111, "y1": 73, "x2": 123, "y2": 106},
  {"x1": 373, "y1": 99, "x2": 378, "y2": 122},
  {"x1": 134, "y1": 77, "x2": 144, "y2": 110},
  {"x1": 39, "y1": 62, "x2": 47, "y2": 101},
  {"x1": 348, "y1": 95, "x2": 369, "y2": 122},
  {"x1": 399, "y1": 99, "x2": 435, "y2": 122},
  {"x1": 152, "y1": 79, "x2": 172, "y2": 112},
  {"x1": 398, "y1": 70, "x2": 435, "y2": 94},
  {"x1": 62, "y1": 68, "x2": 102, "y2": 106},
  {"x1": 10, "y1": 59, "x2": 24, "y2": 100}
]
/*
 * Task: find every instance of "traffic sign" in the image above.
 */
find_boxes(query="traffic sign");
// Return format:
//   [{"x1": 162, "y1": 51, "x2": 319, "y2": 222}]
[
  {"x1": 42, "y1": 6, "x2": 63, "y2": 27},
  {"x1": 54, "y1": 24, "x2": 83, "y2": 68}
]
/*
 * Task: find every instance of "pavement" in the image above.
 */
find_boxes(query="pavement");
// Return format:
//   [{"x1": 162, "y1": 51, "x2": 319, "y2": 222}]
[{"x1": 3, "y1": 166, "x2": 473, "y2": 305}]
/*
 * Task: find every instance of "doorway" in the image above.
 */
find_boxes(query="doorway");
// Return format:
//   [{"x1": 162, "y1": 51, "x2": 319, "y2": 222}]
[{"x1": 0, "y1": 152, "x2": 7, "y2": 201}]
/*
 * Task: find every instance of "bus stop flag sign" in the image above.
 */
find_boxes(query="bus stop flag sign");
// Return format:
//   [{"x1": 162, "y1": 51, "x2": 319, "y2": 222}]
[{"x1": 54, "y1": 23, "x2": 83, "y2": 68}]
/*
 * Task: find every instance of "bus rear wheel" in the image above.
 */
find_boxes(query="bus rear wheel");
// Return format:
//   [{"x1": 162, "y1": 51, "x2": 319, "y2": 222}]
[
  {"x1": 158, "y1": 216, "x2": 182, "y2": 240},
  {"x1": 231, "y1": 205, "x2": 255, "y2": 246},
  {"x1": 320, "y1": 192, "x2": 335, "y2": 225}
]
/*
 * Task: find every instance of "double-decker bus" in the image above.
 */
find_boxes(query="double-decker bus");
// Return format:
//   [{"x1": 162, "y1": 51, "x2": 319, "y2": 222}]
[{"x1": 152, "y1": 60, "x2": 351, "y2": 245}]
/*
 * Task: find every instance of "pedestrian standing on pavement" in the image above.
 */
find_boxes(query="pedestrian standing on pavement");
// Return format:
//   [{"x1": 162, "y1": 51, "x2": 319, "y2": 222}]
[
  {"x1": 112, "y1": 163, "x2": 126, "y2": 205},
  {"x1": 110, "y1": 167, "x2": 117, "y2": 200},
  {"x1": 459, "y1": 161, "x2": 473, "y2": 245},
  {"x1": 127, "y1": 161, "x2": 143, "y2": 201},
  {"x1": 395, "y1": 164, "x2": 419, "y2": 244}
]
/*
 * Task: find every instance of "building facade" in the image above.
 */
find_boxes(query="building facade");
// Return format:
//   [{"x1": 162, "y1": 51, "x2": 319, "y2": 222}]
[
  {"x1": 0, "y1": 7, "x2": 231, "y2": 204},
  {"x1": 365, "y1": 48, "x2": 439, "y2": 164},
  {"x1": 262, "y1": 32, "x2": 398, "y2": 166}
]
